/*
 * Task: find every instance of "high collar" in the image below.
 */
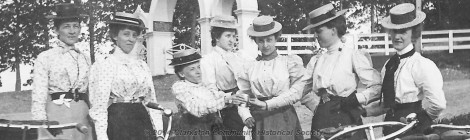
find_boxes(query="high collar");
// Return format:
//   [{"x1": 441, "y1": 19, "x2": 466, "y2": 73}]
[
  {"x1": 58, "y1": 40, "x2": 78, "y2": 54},
  {"x1": 183, "y1": 80, "x2": 202, "y2": 86},
  {"x1": 397, "y1": 43, "x2": 414, "y2": 55},
  {"x1": 112, "y1": 46, "x2": 139, "y2": 64},
  {"x1": 326, "y1": 40, "x2": 343, "y2": 53},
  {"x1": 214, "y1": 46, "x2": 233, "y2": 55}
]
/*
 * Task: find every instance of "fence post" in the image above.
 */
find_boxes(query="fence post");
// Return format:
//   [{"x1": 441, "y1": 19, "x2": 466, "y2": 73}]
[
  {"x1": 287, "y1": 35, "x2": 292, "y2": 55},
  {"x1": 449, "y1": 30, "x2": 454, "y2": 53},
  {"x1": 384, "y1": 33, "x2": 390, "y2": 55},
  {"x1": 353, "y1": 34, "x2": 359, "y2": 50}
]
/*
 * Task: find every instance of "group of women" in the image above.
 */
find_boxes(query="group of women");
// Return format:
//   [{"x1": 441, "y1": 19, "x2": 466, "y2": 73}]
[{"x1": 31, "y1": 2, "x2": 446, "y2": 140}]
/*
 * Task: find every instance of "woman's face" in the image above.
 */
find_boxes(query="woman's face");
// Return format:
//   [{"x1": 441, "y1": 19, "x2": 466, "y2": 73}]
[
  {"x1": 113, "y1": 28, "x2": 139, "y2": 54},
  {"x1": 313, "y1": 26, "x2": 337, "y2": 48},
  {"x1": 179, "y1": 62, "x2": 202, "y2": 84},
  {"x1": 216, "y1": 30, "x2": 237, "y2": 51},
  {"x1": 390, "y1": 28, "x2": 412, "y2": 51},
  {"x1": 254, "y1": 35, "x2": 277, "y2": 56},
  {"x1": 56, "y1": 21, "x2": 81, "y2": 46}
]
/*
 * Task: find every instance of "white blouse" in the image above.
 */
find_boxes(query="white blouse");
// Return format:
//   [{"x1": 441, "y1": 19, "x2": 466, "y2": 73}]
[
  {"x1": 171, "y1": 80, "x2": 229, "y2": 117},
  {"x1": 301, "y1": 41, "x2": 382, "y2": 111},
  {"x1": 89, "y1": 48, "x2": 163, "y2": 140},
  {"x1": 237, "y1": 55, "x2": 306, "y2": 122},
  {"x1": 380, "y1": 44, "x2": 446, "y2": 119},
  {"x1": 32, "y1": 41, "x2": 91, "y2": 120},
  {"x1": 200, "y1": 46, "x2": 250, "y2": 91}
]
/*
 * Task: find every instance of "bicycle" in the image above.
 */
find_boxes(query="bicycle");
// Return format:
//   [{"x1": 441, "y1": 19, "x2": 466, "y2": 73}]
[
  {"x1": 0, "y1": 119, "x2": 88, "y2": 140},
  {"x1": 327, "y1": 113, "x2": 470, "y2": 140},
  {"x1": 146, "y1": 102, "x2": 174, "y2": 140}
]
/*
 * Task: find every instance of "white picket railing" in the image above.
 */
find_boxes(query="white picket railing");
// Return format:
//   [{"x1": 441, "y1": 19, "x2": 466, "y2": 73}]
[{"x1": 277, "y1": 29, "x2": 470, "y2": 55}]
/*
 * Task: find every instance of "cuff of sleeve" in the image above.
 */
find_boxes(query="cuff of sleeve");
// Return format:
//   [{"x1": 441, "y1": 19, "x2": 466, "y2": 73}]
[
  {"x1": 265, "y1": 99, "x2": 277, "y2": 111},
  {"x1": 423, "y1": 109, "x2": 439, "y2": 120},
  {"x1": 302, "y1": 100, "x2": 318, "y2": 112},
  {"x1": 356, "y1": 93, "x2": 367, "y2": 105},
  {"x1": 238, "y1": 106, "x2": 253, "y2": 122}
]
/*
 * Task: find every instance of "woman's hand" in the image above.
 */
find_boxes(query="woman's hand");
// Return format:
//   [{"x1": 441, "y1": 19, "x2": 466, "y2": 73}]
[
  {"x1": 225, "y1": 94, "x2": 247, "y2": 105},
  {"x1": 244, "y1": 117, "x2": 255, "y2": 128},
  {"x1": 249, "y1": 98, "x2": 267, "y2": 110}
]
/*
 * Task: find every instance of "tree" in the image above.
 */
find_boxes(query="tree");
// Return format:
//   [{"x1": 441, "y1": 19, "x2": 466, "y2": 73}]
[{"x1": 0, "y1": 0, "x2": 53, "y2": 91}]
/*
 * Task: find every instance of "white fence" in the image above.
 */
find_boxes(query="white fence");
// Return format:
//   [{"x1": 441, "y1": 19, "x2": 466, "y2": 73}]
[{"x1": 277, "y1": 29, "x2": 470, "y2": 55}]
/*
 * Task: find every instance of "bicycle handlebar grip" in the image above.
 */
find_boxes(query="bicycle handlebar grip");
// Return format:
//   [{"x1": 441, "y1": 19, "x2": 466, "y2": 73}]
[
  {"x1": 146, "y1": 102, "x2": 164, "y2": 110},
  {"x1": 76, "y1": 123, "x2": 88, "y2": 134}
]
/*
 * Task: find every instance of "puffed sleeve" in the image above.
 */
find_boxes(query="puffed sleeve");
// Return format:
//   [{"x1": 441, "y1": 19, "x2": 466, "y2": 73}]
[
  {"x1": 300, "y1": 55, "x2": 321, "y2": 112},
  {"x1": 88, "y1": 61, "x2": 113, "y2": 140},
  {"x1": 236, "y1": 62, "x2": 253, "y2": 122},
  {"x1": 265, "y1": 55, "x2": 306, "y2": 110},
  {"x1": 31, "y1": 53, "x2": 49, "y2": 120},
  {"x1": 352, "y1": 50, "x2": 382, "y2": 105},
  {"x1": 172, "y1": 81, "x2": 226, "y2": 117},
  {"x1": 200, "y1": 55, "x2": 219, "y2": 91},
  {"x1": 412, "y1": 58, "x2": 446, "y2": 120},
  {"x1": 141, "y1": 62, "x2": 164, "y2": 138}
]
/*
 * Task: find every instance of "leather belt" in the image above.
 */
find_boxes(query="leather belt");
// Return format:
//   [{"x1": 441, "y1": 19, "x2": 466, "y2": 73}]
[
  {"x1": 50, "y1": 91, "x2": 87, "y2": 102},
  {"x1": 222, "y1": 87, "x2": 239, "y2": 95}
]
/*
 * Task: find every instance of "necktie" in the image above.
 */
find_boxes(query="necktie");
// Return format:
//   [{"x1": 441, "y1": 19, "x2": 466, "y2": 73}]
[{"x1": 381, "y1": 49, "x2": 415, "y2": 108}]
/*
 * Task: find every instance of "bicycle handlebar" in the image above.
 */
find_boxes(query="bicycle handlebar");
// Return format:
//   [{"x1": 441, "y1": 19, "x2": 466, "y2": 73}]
[{"x1": 0, "y1": 122, "x2": 88, "y2": 133}]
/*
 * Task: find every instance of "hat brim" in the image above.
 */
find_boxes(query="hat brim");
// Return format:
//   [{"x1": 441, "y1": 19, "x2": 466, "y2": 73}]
[
  {"x1": 247, "y1": 22, "x2": 282, "y2": 37},
  {"x1": 169, "y1": 59, "x2": 200, "y2": 66},
  {"x1": 302, "y1": 10, "x2": 347, "y2": 31},
  {"x1": 380, "y1": 11, "x2": 426, "y2": 29},
  {"x1": 107, "y1": 21, "x2": 148, "y2": 29},
  {"x1": 46, "y1": 14, "x2": 89, "y2": 19},
  {"x1": 211, "y1": 24, "x2": 239, "y2": 29}
]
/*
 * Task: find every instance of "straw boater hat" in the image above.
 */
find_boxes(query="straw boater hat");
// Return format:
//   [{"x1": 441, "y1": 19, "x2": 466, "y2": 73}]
[
  {"x1": 169, "y1": 45, "x2": 201, "y2": 66},
  {"x1": 380, "y1": 3, "x2": 426, "y2": 29},
  {"x1": 210, "y1": 15, "x2": 239, "y2": 29},
  {"x1": 302, "y1": 3, "x2": 347, "y2": 31},
  {"x1": 107, "y1": 12, "x2": 147, "y2": 29},
  {"x1": 46, "y1": 3, "x2": 88, "y2": 19},
  {"x1": 247, "y1": 16, "x2": 283, "y2": 37}
]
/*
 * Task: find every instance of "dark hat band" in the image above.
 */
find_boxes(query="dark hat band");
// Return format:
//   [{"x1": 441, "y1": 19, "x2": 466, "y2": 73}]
[
  {"x1": 113, "y1": 15, "x2": 141, "y2": 25},
  {"x1": 390, "y1": 9, "x2": 416, "y2": 24},
  {"x1": 253, "y1": 21, "x2": 275, "y2": 32},
  {"x1": 170, "y1": 52, "x2": 201, "y2": 66},
  {"x1": 309, "y1": 10, "x2": 336, "y2": 26}
]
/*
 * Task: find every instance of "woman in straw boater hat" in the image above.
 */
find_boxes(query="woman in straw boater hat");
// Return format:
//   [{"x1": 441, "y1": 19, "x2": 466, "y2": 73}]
[
  {"x1": 169, "y1": 46, "x2": 245, "y2": 140},
  {"x1": 301, "y1": 3, "x2": 381, "y2": 140},
  {"x1": 200, "y1": 15, "x2": 251, "y2": 140},
  {"x1": 376, "y1": 3, "x2": 446, "y2": 136},
  {"x1": 236, "y1": 16, "x2": 305, "y2": 140},
  {"x1": 88, "y1": 12, "x2": 164, "y2": 140},
  {"x1": 31, "y1": 3, "x2": 92, "y2": 140}
]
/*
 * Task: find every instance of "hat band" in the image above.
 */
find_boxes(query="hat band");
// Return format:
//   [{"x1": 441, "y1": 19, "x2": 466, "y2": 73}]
[
  {"x1": 390, "y1": 9, "x2": 416, "y2": 24},
  {"x1": 114, "y1": 15, "x2": 140, "y2": 25},
  {"x1": 309, "y1": 10, "x2": 336, "y2": 26},
  {"x1": 171, "y1": 52, "x2": 201, "y2": 65},
  {"x1": 253, "y1": 22, "x2": 275, "y2": 32}
]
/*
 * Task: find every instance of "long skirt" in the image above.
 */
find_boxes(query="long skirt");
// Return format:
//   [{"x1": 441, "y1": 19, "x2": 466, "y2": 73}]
[
  {"x1": 220, "y1": 106, "x2": 245, "y2": 140},
  {"x1": 383, "y1": 101, "x2": 432, "y2": 138},
  {"x1": 172, "y1": 112, "x2": 220, "y2": 140},
  {"x1": 250, "y1": 105, "x2": 303, "y2": 140},
  {"x1": 311, "y1": 96, "x2": 366, "y2": 140},
  {"x1": 46, "y1": 100, "x2": 93, "y2": 140},
  {"x1": 107, "y1": 103, "x2": 156, "y2": 140}
]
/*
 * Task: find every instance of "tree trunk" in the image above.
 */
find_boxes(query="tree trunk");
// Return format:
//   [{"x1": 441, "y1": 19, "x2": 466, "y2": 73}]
[
  {"x1": 371, "y1": 3, "x2": 376, "y2": 33},
  {"x1": 15, "y1": 60, "x2": 21, "y2": 91},
  {"x1": 88, "y1": 0, "x2": 95, "y2": 63},
  {"x1": 189, "y1": 4, "x2": 198, "y2": 48}
]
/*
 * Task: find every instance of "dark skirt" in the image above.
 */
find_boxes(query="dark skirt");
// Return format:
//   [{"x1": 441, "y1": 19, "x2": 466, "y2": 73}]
[
  {"x1": 311, "y1": 96, "x2": 366, "y2": 140},
  {"x1": 250, "y1": 105, "x2": 303, "y2": 140},
  {"x1": 383, "y1": 101, "x2": 432, "y2": 137},
  {"x1": 107, "y1": 103, "x2": 156, "y2": 140},
  {"x1": 220, "y1": 106, "x2": 245, "y2": 140},
  {"x1": 172, "y1": 112, "x2": 220, "y2": 140}
]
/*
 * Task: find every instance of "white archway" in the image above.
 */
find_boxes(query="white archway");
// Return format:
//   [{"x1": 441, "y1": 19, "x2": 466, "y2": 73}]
[{"x1": 139, "y1": 0, "x2": 259, "y2": 76}]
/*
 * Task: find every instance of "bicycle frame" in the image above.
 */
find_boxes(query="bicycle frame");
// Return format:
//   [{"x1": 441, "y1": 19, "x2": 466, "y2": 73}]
[{"x1": 328, "y1": 113, "x2": 418, "y2": 140}]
